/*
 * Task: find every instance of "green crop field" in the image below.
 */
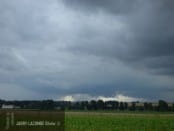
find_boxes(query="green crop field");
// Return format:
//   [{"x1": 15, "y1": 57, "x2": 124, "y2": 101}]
[
  {"x1": 1, "y1": 110, "x2": 174, "y2": 131},
  {"x1": 65, "y1": 112, "x2": 174, "y2": 131}
]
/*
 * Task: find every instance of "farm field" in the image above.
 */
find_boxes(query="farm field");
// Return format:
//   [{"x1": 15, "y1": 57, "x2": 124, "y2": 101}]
[
  {"x1": 65, "y1": 111, "x2": 174, "y2": 131},
  {"x1": 1, "y1": 110, "x2": 174, "y2": 131}
]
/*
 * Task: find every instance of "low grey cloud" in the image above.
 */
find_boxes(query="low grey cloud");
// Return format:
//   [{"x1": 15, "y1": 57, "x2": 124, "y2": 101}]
[
  {"x1": 63, "y1": 0, "x2": 174, "y2": 76},
  {"x1": 63, "y1": 0, "x2": 140, "y2": 14},
  {"x1": 0, "y1": 0, "x2": 173, "y2": 101}
]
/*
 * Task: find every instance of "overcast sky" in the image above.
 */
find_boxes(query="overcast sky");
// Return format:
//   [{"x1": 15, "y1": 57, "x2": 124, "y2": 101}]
[{"x1": 0, "y1": 0, "x2": 174, "y2": 101}]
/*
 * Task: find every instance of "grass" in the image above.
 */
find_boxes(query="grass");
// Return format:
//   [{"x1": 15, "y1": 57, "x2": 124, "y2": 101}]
[
  {"x1": 1, "y1": 110, "x2": 174, "y2": 131},
  {"x1": 65, "y1": 112, "x2": 174, "y2": 131}
]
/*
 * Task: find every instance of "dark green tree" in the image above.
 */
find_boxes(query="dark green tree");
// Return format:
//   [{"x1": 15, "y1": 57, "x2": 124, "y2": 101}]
[
  {"x1": 90, "y1": 100, "x2": 97, "y2": 110},
  {"x1": 119, "y1": 102, "x2": 124, "y2": 110},
  {"x1": 158, "y1": 100, "x2": 168, "y2": 111},
  {"x1": 41, "y1": 100, "x2": 54, "y2": 110},
  {"x1": 97, "y1": 100, "x2": 105, "y2": 110}
]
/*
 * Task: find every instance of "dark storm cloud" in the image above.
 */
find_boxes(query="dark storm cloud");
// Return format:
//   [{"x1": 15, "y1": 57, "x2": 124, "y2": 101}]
[
  {"x1": 119, "y1": 0, "x2": 174, "y2": 75},
  {"x1": 0, "y1": 0, "x2": 174, "y2": 100},
  {"x1": 63, "y1": 0, "x2": 140, "y2": 14},
  {"x1": 0, "y1": 48, "x2": 25, "y2": 71},
  {"x1": 63, "y1": 0, "x2": 174, "y2": 76}
]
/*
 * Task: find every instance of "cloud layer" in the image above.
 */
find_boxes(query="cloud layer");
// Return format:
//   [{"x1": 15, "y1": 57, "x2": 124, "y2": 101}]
[
  {"x1": 61, "y1": 93, "x2": 145, "y2": 102},
  {"x1": 0, "y1": 0, "x2": 174, "y2": 101}
]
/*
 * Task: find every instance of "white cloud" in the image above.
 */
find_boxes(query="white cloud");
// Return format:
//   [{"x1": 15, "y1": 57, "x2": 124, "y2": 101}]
[
  {"x1": 61, "y1": 96, "x2": 74, "y2": 101},
  {"x1": 60, "y1": 93, "x2": 145, "y2": 102}
]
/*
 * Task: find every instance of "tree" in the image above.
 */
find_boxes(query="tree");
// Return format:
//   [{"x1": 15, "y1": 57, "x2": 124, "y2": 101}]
[
  {"x1": 158, "y1": 100, "x2": 168, "y2": 111},
  {"x1": 129, "y1": 102, "x2": 136, "y2": 111},
  {"x1": 90, "y1": 100, "x2": 97, "y2": 110},
  {"x1": 124, "y1": 102, "x2": 128, "y2": 110},
  {"x1": 41, "y1": 100, "x2": 54, "y2": 110},
  {"x1": 81, "y1": 101, "x2": 88, "y2": 110},
  {"x1": 97, "y1": 100, "x2": 104, "y2": 110},
  {"x1": 144, "y1": 102, "x2": 152, "y2": 111},
  {"x1": 119, "y1": 102, "x2": 124, "y2": 110},
  {"x1": 0, "y1": 99, "x2": 5, "y2": 108}
]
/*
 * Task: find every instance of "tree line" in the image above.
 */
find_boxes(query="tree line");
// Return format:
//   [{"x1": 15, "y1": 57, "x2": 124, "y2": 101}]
[
  {"x1": 0, "y1": 99, "x2": 174, "y2": 112},
  {"x1": 62, "y1": 100, "x2": 174, "y2": 112}
]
